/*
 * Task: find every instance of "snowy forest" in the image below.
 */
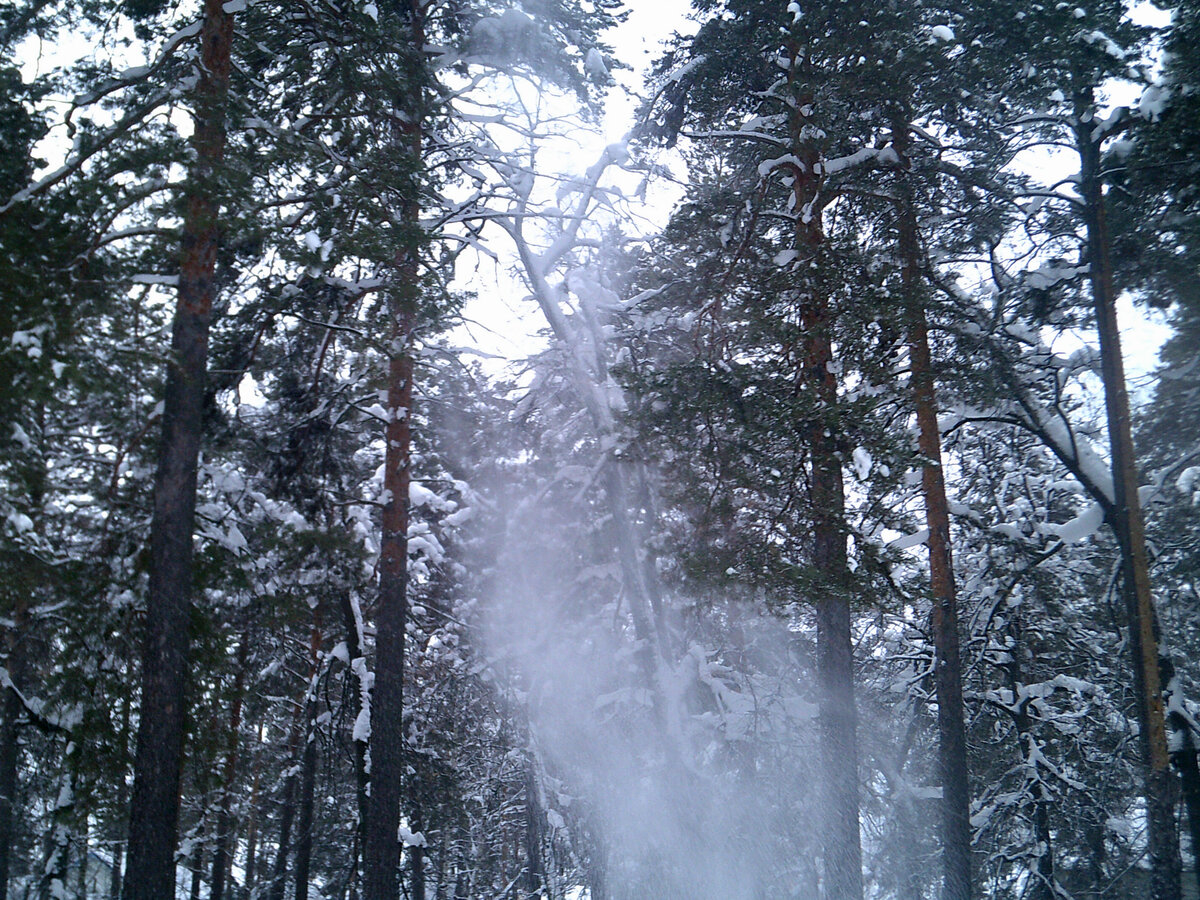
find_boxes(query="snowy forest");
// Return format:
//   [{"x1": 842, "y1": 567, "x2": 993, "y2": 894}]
[{"x1": 1, "y1": 0, "x2": 1200, "y2": 898}]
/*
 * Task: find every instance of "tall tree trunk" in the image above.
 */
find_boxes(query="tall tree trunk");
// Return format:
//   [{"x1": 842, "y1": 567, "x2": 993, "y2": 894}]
[
  {"x1": 363, "y1": 6, "x2": 424, "y2": 894},
  {"x1": 211, "y1": 636, "x2": 249, "y2": 900},
  {"x1": 362, "y1": 309, "x2": 414, "y2": 900},
  {"x1": 124, "y1": 2, "x2": 235, "y2": 896},
  {"x1": 788, "y1": 87, "x2": 863, "y2": 900},
  {"x1": 892, "y1": 115, "x2": 972, "y2": 900},
  {"x1": 1075, "y1": 95, "x2": 1182, "y2": 900}
]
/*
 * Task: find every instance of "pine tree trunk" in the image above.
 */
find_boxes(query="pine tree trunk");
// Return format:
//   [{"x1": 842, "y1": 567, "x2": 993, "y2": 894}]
[
  {"x1": 1006, "y1": 610, "x2": 1055, "y2": 900},
  {"x1": 789, "y1": 91, "x2": 863, "y2": 900},
  {"x1": 189, "y1": 845, "x2": 204, "y2": 900},
  {"x1": 243, "y1": 750, "x2": 262, "y2": 899},
  {"x1": 891, "y1": 115, "x2": 971, "y2": 900},
  {"x1": 362, "y1": 6, "x2": 424, "y2": 889},
  {"x1": 124, "y1": 2, "x2": 234, "y2": 896},
  {"x1": 0, "y1": 616, "x2": 26, "y2": 897},
  {"x1": 295, "y1": 619, "x2": 322, "y2": 900},
  {"x1": 1173, "y1": 730, "x2": 1200, "y2": 885},
  {"x1": 267, "y1": 708, "x2": 303, "y2": 900},
  {"x1": 109, "y1": 693, "x2": 130, "y2": 900},
  {"x1": 410, "y1": 805, "x2": 426, "y2": 900},
  {"x1": 210, "y1": 637, "x2": 248, "y2": 900},
  {"x1": 363, "y1": 311, "x2": 414, "y2": 900},
  {"x1": 1075, "y1": 100, "x2": 1182, "y2": 900},
  {"x1": 76, "y1": 830, "x2": 87, "y2": 900},
  {"x1": 523, "y1": 758, "x2": 543, "y2": 898}
]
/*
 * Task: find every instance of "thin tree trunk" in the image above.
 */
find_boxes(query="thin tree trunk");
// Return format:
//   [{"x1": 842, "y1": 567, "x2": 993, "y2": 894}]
[
  {"x1": 211, "y1": 636, "x2": 249, "y2": 900},
  {"x1": 110, "y1": 692, "x2": 130, "y2": 900},
  {"x1": 410, "y1": 805, "x2": 426, "y2": 900},
  {"x1": 1075, "y1": 94, "x2": 1181, "y2": 900},
  {"x1": 244, "y1": 742, "x2": 262, "y2": 899},
  {"x1": 892, "y1": 114, "x2": 971, "y2": 900},
  {"x1": 0, "y1": 602, "x2": 27, "y2": 897},
  {"x1": 124, "y1": 2, "x2": 235, "y2": 896},
  {"x1": 789, "y1": 86, "x2": 863, "y2": 900},
  {"x1": 267, "y1": 707, "x2": 304, "y2": 900},
  {"x1": 523, "y1": 757, "x2": 543, "y2": 898},
  {"x1": 1006, "y1": 610, "x2": 1055, "y2": 900},
  {"x1": 189, "y1": 844, "x2": 204, "y2": 900},
  {"x1": 294, "y1": 618, "x2": 323, "y2": 900},
  {"x1": 76, "y1": 829, "x2": 88, "y2": 900}
]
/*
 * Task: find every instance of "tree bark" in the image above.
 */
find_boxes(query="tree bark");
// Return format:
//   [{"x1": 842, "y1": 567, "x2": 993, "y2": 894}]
[
  {"x1": 124, "y1": 2, "x2": 234, "y2": 896},
  {"x1": 210, "y1": 636, "x2": 249, "y2": 900},
  {"x1": 110, "y1": 692, "x2": 130, "y2": 900},
  {"x1": 0, "y1": 598, "x2": 28, "y2": 897},
  {"x1": 523, "y1": 757, "x2": 543, "y2": 898},
  {"x1": 295, "y1": 619, "x2": 323, "y2": 900},
  {"x1": 788, "y1": 90, "x2": 863, "y2": 900},
  {"x1": 266, "y1": 711, "x2": 301, "y2": 900},
  {"x1": 892, "y1": 115, "x2": 972, "y2": 900},
  {"x1": 1075, "y1": 96, "x2": 1181, "y2": 900},
  {"x1": 243, "y1": 743, "x2": 262, "y2": 899},
  {"x1": 363, "y1": 6, "x2": 424, "y2": 893}
]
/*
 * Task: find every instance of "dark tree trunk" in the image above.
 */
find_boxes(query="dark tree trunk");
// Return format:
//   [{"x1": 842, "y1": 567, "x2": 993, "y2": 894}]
[
  {"x1": 109, "y1": 693, "x2": 130, "y2": 900},
  {"x1": 892, "y1": 115, "x2": 972, "y2": 900},
  {"x1": 189, "y1": 845, "x2": 204, "y2": 900},
  {"x1": 211, "y1": 636, "x2": 249, "y2": 900},
  {"x1": 0, "y1": 637, "x2": 24, "y2": 898},
  {"x1": 410, "y1": 806, "x2": 426, "y2": 900},
  {"x1": 293, "y1": 714, "x2": 318, "y2": 900},
  {"x1": 1174, "y1": 732, "x2": 1200, "y2": 885},
  {"x1": 267, "y1": 709, "x2": 303, "y2": 900},
  {"x1": 522, "y1": 758, "x2": 543, "y2": 898},
  {"x1": 76, "y1": 832, "x2": 87, "y2": 900},
  {"x1": 1075, "y1": 93, "x2": 1181, "y2": 900},
  {"x1": 362, "y1": 322, "x2": 414, "y2": 900},
  {"x1": 1005, "y1": 611, "x2": 1055, "y2": 900},
  {"x1": 243, "y1": 746, "x2": 261, "y2": 899},
  {"x1": 787, "y1": 82, "x2": 863, "y2": 900},
  {"x1": 294, "y1": 620, "x2": 322, "y2": 900},
  {"x1": 362, "y1": 7, "x2": 425, "y2": 889},
  {"x1": 124, "y1": 2, "x2": 234, "y2": 897}
]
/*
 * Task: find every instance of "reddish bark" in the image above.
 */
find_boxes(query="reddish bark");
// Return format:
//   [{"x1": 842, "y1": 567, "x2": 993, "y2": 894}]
[
  {"x1": 1075, "y1": 97, "x2": 1181, "y2": 900},
  {"x1": 124, "y1": 2, "x2": 234, "y2": 897}
]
